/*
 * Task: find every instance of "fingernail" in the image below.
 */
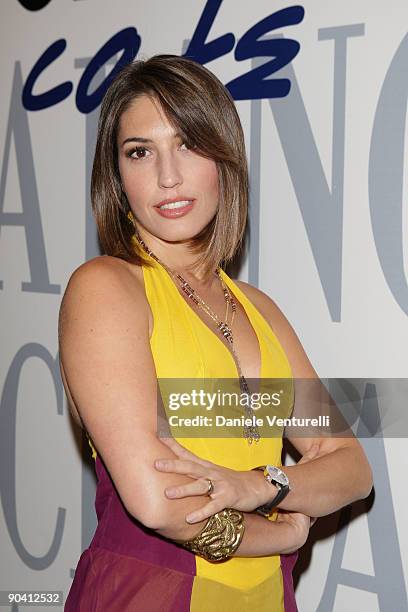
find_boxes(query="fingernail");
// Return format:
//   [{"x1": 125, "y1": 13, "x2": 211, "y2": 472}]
[
  {"x1": 186, "y1": 515, "x2": 196, "y2": 523},
  {"x1": 155, "y1": 460, "x2": 166, "y2": 469},
  {"x1": 165, "y1": 488, "x2": 176, "y2": 498}
]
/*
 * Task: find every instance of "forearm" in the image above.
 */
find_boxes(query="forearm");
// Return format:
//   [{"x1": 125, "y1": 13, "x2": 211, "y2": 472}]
[
  {"x1": 127, "y1": 463, "x2": 214, "y2": 538},
  {"x1": 147, "y1": 471, "x2": 297, "y2": 553},
  {"x1": 146, "y1": 451, "x2": 303, "y2": 556},
  {"x1": 231, "y1": 513, "x2": 302, "y2": 556},
  {"x1": 276, "y1": 444, "x2": 373, "y2": 516},
  {"x1": 156, "y1": 511, "x2": 303, "y2": 557},
  {"x1": 128, "y1": 443, "x2": 294, "y2": 551}
]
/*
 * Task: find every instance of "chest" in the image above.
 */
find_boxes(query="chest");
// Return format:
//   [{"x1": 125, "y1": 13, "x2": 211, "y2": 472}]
[
  {"x1": 181, "y1": 288, "x2": 262, "y2": 380},
  {"x1": 147, "y1": 274, "x2": 262, "y2": 381}
]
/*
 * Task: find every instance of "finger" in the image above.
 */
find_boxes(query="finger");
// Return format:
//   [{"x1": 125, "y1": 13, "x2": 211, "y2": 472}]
[
  {"x1": 185, "y1": 500, "x2": 224, "y2": 524},
  {"x1": 159, "y1": 437, "x2": 211, "y2": 467},
  {"x1": 165, "y1": 478, "x2": 212, "y2": 499},
  {"x1": 154, "y1": 458, "x2": 206, "y2": 478}
]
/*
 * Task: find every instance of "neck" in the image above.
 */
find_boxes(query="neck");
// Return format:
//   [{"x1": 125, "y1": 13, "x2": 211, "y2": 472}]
[{"x1": 135, "y1": 230, "x2": 217, "y2": 286}]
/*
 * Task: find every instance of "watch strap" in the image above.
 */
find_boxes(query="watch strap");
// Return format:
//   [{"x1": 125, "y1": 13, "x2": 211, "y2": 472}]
[
  {"x1": 254, "y1": 466, "x2": 290, "y2": 517},
  {"x1": 255, "y1": 486, "x2": 290, "y2": 517}
]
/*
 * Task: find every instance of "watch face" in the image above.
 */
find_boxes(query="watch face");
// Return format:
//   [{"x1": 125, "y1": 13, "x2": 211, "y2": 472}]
[{"x1": 266, "y1": 465, "x2": 289, "y2": 487}]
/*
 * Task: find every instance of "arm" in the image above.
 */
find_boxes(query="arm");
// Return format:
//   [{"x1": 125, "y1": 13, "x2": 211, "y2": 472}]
[
  {"x1": 228, "y1": 510, "x2": 309, "y2": 556},
  {"x1": 59, "y1": 256, "x2": 308, "y2": 555},
  {"x1": 59, "y1": 256, "x2": 211, "y2": 539},
  {"x1": 276, "y1": 440, "x2": 372, "y2": 516},
  {"x1": 245, "y1": 283, "x2": 373, "y2": 516}
]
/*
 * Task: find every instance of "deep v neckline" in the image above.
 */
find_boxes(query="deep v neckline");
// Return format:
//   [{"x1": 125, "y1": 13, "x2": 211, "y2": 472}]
[{"x1": 154, "y1": 260, "x2": 264, "y2": 381}]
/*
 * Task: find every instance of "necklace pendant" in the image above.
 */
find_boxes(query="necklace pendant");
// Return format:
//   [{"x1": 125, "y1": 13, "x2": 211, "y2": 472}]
[
  {"x1": 243, "y1": 425, "x2": 261, "y2": 444},
  {"x1": 217, "y1": 321, "x2": 233, "y2": 342}
]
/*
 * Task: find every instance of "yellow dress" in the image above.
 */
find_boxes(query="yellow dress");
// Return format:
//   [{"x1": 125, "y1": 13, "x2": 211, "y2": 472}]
[{"x1": 66, "y1": 250, "x2": 298, "y2": 612}]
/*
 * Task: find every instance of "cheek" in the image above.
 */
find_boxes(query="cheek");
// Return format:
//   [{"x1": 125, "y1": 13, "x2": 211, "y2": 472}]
[
  {"x1": 119, "y1": 162, "x2": 148, "y2": 202},
  {"x1": 197, "y1": 160, "x2": 219, "y2": 200}
]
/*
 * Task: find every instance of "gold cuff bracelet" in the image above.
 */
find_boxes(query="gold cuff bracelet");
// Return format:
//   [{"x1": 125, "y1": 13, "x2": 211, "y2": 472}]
[{"x1": 175, "y1": 508, "x2": 245, "y2": 562}]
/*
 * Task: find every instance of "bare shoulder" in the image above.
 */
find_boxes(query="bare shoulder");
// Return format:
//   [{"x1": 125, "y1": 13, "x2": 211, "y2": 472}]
[
  {"x1": 233, "y1": 279, "x2": 290, "y2": 332},
  {"x1": 234, "y1": 279, "x2": 317, "y2": 378},
  {"x1": 58, "y1": 255, "x2": 152, "y2": 428},
  {"x1": 59, "y1": 255, "x2": 148, "y2": 334},
  {"x1": 62, "y1": 255, "x2": 144, "y2": 300},
  {"x1": 58, "y1": 254, "x2": 151, "y2": 353}
]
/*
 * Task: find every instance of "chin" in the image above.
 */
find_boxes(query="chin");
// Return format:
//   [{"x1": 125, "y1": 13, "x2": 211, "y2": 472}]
[
  {"x1": 144, "y1": 216, "x2": 216, "y2": 243},
  {"x1": 157, "y1": 229, "x2": 205, "y2": 243}
]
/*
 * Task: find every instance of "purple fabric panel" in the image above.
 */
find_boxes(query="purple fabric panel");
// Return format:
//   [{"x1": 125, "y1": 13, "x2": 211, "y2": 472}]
[
  {"x1": 65, "y1": 455, "x2": 196, "y2": 611},
  {"x1": 65, "y1": 546, "x2": 194, "y2": 612},
  {"x1": 280, "y1": 551, "x2": 299, "y2": 612},
  {"x1": 91, "y1": 455, "x2": 196, "y2": 576}
]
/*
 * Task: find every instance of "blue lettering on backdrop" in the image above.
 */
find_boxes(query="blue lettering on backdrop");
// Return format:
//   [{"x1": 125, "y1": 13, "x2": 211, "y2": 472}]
[
  {"x1": 184, "y1": 2, "x2": 304, "y2": 99},
  {"x1": 228, "y1": 9, "x2": 303, "y2": 99},
  {"x1": 183, "y1": 0, "x2": 235, "y2": 64},
  {"x1": 21, "y1": 1, "x2": 304, "y2": 112},
  {"x1": 76, "y1": 28, "x2": 141, "y2": 114},
  {"x1": 17, "y1": 0, "x2": 52, "y2": 10},
  {"x1": 22, "y1": 28, "x2": 141, "y2": 113},
  {"x1": 22, "y1": 39, "x2": 73, "y2": 111}
]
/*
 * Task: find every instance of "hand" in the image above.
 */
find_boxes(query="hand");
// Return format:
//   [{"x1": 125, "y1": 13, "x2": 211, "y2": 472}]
[
  {"x1": 296, "y1": 443, "x2": 320, "y2": 527},
  {"x1": 154, "y1": 437, "x2": 269, "y2": 523},
  {"x1": 155, "y1": 438, "x2": 321, "y2": 525},
  {"x1": 276, "y1": 510, "x2": 311, "y2": 552}
]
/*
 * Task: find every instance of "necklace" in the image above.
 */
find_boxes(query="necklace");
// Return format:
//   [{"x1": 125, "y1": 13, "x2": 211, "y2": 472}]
[{"x1": 135, "y1": 234, "x2": 261, "y2": 444}]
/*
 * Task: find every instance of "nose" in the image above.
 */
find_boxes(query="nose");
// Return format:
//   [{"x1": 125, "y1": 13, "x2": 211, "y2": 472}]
[{"x1": 157, "y1": 151, "x2": 183, "y2": 189}]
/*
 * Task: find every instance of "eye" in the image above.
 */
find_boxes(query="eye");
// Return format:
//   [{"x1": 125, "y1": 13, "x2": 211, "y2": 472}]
[
  {"x1": 126, "y1": 146, "x2": 151, "y2": 160},
  {"x1": 180, "y1": 140, "x2": 197, "y2": 152}
]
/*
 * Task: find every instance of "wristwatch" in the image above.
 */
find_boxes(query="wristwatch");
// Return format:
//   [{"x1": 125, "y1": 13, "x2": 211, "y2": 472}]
[{"x1": 253, "y1": 465, "x2": 291, "y2": 517}]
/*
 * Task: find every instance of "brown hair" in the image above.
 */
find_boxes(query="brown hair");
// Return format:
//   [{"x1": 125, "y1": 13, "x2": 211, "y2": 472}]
[{"x1": 91, "y1": 54, "x2": 248, "y2": 278}]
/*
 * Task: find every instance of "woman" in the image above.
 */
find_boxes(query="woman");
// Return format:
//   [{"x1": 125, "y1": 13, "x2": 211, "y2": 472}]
[{"x1": 58, "y1": 54, "x2": 372, "y2": 611}]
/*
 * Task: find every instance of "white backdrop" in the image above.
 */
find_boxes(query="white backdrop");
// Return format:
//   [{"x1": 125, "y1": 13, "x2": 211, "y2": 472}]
[{"x1": 1, "y1": 1, "x2": 407, "y2": 610}]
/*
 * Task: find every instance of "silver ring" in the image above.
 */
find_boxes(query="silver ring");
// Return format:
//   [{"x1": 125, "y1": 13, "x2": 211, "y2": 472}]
[{"x1": 206, "y1": 479, "x2": 214, "y2": 496}]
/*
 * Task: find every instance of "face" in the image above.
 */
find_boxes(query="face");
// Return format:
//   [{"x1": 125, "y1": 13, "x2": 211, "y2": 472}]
[{"x1": 117, "y1": 95, "x2": 219, "y2": 248}]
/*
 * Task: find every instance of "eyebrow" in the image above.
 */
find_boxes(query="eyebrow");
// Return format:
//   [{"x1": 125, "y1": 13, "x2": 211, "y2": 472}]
[
  {"x1": 121, "y1": 137, "x2": 153, "y2": 146},
  {"x1": 121, "y1": 132, "x2": 185, "y2": 147}
]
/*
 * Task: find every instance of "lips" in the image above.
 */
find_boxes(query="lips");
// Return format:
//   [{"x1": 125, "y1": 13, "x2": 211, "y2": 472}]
[
  {"x1": 154, "y1": 198, "x2": 195, "y2": 218},
  {"x1": 154, "y1": 197, "x2": 195, "y2": 209}
]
